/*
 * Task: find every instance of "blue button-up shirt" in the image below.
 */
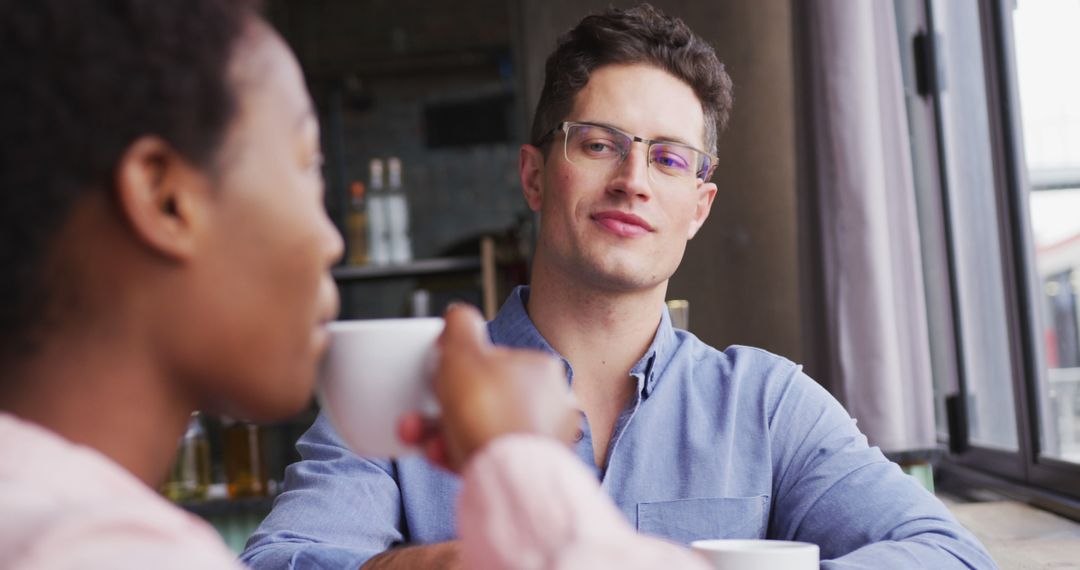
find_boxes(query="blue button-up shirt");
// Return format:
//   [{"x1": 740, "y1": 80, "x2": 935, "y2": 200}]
[{"x1": 242, "y1": 286, "x2": 995, "y2": 569}]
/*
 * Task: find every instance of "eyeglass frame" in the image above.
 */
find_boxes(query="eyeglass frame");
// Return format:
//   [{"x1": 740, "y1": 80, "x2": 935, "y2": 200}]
[{"x1": 536, "y1": 120, "x2": 719, "y2": 182}]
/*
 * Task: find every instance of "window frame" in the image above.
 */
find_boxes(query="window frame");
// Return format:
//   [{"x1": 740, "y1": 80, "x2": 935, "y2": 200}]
[{"x1": 911, "y1": 0, "x2": 1080, "y2": 507}]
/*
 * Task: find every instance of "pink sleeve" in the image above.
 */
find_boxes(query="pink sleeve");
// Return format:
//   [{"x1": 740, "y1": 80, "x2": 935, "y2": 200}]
[
  {"x1": 14, "y1": 506, "x2": 245, "y2": 570},
  {"x1": 457, "y1": 435, "x2": 712, "y2": 570}
]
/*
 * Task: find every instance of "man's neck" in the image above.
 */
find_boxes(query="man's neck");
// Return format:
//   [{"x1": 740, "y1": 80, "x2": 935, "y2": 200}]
[
  {"x1": 3, "y1": 329, "x2": 194, "y2": 487},
  {"x1": 527, "y1": 264, "x2": 667, "y2": 471},
  {"x1": 527, "y1": 269, "x2": 666, "y2": 383}
]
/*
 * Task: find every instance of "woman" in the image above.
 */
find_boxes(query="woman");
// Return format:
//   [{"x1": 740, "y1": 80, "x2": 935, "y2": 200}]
[{"x1": 0, "y1": 1, "x2": 343, "y2": 567}]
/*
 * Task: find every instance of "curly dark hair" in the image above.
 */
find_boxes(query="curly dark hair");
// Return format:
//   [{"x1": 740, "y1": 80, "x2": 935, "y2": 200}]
[
  {"x1": 530, "y1": 3, "x2": 734, "y2": 155},
  {"x1": 0, "y1": 0, "x2": 256, "y2": 362}
]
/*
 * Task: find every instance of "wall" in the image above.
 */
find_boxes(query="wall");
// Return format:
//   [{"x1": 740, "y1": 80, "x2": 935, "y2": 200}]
[{"x1": 516, "y1": 0, "x2": 802, "y2": 359}]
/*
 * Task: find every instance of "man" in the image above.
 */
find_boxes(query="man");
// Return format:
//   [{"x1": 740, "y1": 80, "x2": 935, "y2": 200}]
[{"x1": 243, "y1": 4, "x2": 995, "y2": 569}]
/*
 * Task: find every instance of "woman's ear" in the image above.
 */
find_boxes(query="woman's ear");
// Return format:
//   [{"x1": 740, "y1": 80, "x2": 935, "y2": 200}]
[{"x1": 113, "y1": 136, "x2": 212, "y2": 261}]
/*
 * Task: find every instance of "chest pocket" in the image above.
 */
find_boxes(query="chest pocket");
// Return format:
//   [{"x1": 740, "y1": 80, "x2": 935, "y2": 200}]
[{"x1": 636, "y1": 496, "x2": 769, "y2": 545}]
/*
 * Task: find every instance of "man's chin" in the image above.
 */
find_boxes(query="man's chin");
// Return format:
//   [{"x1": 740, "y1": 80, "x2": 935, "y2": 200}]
[{"x1": 576, "y1": 263, "x2": 667, "y2": 294}]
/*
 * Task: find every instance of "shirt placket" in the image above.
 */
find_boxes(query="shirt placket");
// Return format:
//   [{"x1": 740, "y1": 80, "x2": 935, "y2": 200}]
[{"x1": 597, "y1": 370, "x2": 649, "y2": 484}]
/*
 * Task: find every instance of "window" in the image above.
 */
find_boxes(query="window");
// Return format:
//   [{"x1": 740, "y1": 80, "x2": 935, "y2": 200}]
[
  {"x1": 897, "y1": 0, "x2": 1080, "y2": 505},
  {"x1": 931, "y1": 0, "x2": 1020, "y2": 453},
  {"x1": 1015, "y1": 0, "x2": 1080, "y2": 466}
]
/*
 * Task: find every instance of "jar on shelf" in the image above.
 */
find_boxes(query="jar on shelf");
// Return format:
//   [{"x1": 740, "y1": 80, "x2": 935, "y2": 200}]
[
  {"x1": 162, "y1": 412, "x2": 212, "y2": 502},
  {"x1": 221, "y1": 418, "x2": 269, "y2": 499}
]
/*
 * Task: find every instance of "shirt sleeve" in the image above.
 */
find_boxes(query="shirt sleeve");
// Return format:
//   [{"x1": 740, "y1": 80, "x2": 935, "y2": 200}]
[
  {"x1": 240, "y1": 413, "x2": 405, "y2": 569},
  {"x1": 15, "y1": 508, "x2": 246, "y2": 570},
  {"x1": 458, "y1": 434, "x2": 712, "y2": 570},
  {"x1": 766, "y1": 365, "x2": 997, "y2": 569}
]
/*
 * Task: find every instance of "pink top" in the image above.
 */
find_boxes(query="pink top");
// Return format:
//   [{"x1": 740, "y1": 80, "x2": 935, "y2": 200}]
[
  {"x1": 459, "y1": 434, "x2": 711, "y2": 570},
  {"x1": 0, "y1": 413, "x2": 243, "y2": 570}
]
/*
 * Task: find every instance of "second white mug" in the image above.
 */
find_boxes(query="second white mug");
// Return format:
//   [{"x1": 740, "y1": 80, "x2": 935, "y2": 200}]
[{"x1": 690, "y1": 539, "x2": 818, "y2": 570}]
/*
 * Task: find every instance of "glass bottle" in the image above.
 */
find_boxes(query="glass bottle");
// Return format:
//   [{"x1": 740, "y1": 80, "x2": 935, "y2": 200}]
[
  {"x1": 367, "y1": 158, "x2": 391, "y2": 266},
  {"x1": 666, "y1": 299, "x2": 690, "y2": 330},
  {"x1": 221, "y1": 418, "x2": 269, "y2": 499},
  {"x1": 346, "y1": 180, "x2": 370, "y2": 266},
  {"x1": 386, "y1": 156, "x2": 413, "y2": 264},
  {"x1": 162, "y1": 412, "x2": 211, "y2": 502}
]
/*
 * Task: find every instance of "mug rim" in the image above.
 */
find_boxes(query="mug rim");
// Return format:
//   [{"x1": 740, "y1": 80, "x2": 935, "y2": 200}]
[
  {"x1": 327, "y1": 317, "x2": 445, "y2": 333},
  {"x1": 690, "y1": 539, "x2": 819, "y2": 552}
]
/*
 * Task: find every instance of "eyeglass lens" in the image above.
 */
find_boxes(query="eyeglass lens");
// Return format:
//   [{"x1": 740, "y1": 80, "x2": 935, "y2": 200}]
[{"x1": 562, "y1": 123, "x2": 710, "y2": 182}]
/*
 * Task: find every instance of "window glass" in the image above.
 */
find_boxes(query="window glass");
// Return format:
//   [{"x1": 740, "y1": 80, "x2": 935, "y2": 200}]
[
  {"x1": 1015, "y1": 0, "x2": 1080, "y2": 465},
  {"x1": 932, "y1": 0, "x2": 1020, "y2": 450}
]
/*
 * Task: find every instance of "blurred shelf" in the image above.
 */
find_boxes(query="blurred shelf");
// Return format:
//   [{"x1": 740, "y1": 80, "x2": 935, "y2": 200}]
[
  {"x1": 307, "y1": 47, "x2": 511, "y2": 81},
  {"x1": 332, "y1": 256, "x2": 482, "y2": 282},
  {"x1": 179, "y1": 495, "x2": 276, "y2": 518}
]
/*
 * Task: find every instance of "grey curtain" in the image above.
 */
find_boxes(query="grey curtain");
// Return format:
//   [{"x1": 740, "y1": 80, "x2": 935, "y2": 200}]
[{"x1": 793, "y1": 0, "x2": 936, "y2": 453}]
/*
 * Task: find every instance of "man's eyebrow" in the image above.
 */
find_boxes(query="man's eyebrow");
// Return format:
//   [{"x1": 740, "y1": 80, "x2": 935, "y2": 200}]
[{"x1": 648, "y1": 131, "x2": 694, "y2": 147}]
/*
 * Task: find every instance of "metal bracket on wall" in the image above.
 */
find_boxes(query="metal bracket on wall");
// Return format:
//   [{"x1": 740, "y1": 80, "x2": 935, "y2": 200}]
[
  {"x1": 946, "y1": 392, "x2": 971, "y2": 454},
  {"x1": 913, "y1": 30, "x2": 946, "y2": 99}
]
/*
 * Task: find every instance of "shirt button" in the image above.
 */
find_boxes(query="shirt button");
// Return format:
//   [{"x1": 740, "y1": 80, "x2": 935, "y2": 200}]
[{"x1": 574, "y1": 430, "x2": 584, "y2": 442}]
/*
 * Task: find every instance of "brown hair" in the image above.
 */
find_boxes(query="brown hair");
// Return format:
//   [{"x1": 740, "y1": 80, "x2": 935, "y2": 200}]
[{"x1": 530, "y1": 3, "x2": 734, "y2": 155}]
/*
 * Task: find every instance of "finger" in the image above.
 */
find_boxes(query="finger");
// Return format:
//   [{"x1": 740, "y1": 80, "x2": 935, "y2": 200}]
[
  {"x1": 424, "y1": 435, "x2": 453, "y2": 472},
  {"x1": 438, "y1": 303, "x2": 490, "y2": 354}
]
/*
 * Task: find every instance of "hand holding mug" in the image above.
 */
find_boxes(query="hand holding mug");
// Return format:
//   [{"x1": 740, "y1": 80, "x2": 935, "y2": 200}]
[{"x1": 400, "y1": 304, "x2": 579, "y2": 472}]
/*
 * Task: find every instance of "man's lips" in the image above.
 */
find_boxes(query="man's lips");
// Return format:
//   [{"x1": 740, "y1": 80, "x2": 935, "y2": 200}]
[{"x1": 591, "y1": 210, "x2": 655, "y2": 237}]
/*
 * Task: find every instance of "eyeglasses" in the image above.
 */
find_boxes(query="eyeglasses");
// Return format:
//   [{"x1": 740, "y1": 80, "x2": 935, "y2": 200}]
[{"x1": 539, "y1": 121, "x2": 717, "y2": 185}]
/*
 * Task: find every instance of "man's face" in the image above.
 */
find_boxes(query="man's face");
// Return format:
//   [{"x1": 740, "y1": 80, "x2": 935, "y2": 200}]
[
  {"x1": 183, "y1": 23, "x2": 343, "y2": 420},
  {"x1": 523, "y1": 63, "x2": 717, "y2": 293}
]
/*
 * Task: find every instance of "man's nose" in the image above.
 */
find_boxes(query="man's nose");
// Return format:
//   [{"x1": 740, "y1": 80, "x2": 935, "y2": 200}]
[{"x1": 607, "y1": 142, "x2": 654, "y2": 200}]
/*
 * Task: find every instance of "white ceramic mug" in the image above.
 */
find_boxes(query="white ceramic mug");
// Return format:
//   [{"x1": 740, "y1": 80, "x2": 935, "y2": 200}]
[
  {"x1": 316, "y1": 318, "x2": 444, "y2": 457},
  {"x1": 690, "y1": 539, "x2": 819, "y2": 570}
]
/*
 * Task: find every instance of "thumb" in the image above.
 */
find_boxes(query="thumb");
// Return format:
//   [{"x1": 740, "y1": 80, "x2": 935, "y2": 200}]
[{"x1": 438, "y1": 303, "x2": 490, "y2": 355}]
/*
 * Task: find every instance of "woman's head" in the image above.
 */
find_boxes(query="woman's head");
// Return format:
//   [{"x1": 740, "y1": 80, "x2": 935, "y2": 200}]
[
  {"x1": 0, "y1": 0, "x2": 342, "y2": 419},
  {"x1": 1, "y1": 0, "x2": 245, "y2": 354}
]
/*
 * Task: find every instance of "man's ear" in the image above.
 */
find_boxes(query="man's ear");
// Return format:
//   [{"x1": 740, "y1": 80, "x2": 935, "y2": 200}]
[
  {"x1": 520, "y1": 144, "x2": 546, "y2": 213},
  {"x1": 113, "y1": 136, "x2": 210, "y2": 261},
  {"x1": 687, "y1": 180, "x2": 717, "y2": 240}
]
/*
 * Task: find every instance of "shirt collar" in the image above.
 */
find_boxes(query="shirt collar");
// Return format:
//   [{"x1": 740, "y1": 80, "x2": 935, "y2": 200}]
[
  {"x1": 488, "y1": 286, "x2": 680, "y2": 399},
  {"x1": 634, "y1": 303, "x2": 678, "y2": 399}
]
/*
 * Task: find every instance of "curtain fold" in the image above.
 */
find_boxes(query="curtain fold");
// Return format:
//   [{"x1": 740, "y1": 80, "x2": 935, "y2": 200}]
[{"x1": 794, "y1": 0, "x2": 936, "y2": 453}]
